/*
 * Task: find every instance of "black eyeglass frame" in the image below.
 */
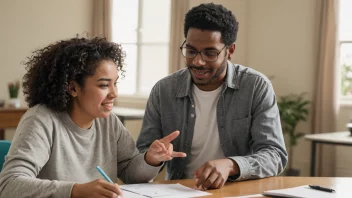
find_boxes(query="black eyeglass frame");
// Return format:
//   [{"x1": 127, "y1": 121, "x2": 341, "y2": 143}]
[{"x1": 179, "y1": 40, "x2": 228, "y2": 62}]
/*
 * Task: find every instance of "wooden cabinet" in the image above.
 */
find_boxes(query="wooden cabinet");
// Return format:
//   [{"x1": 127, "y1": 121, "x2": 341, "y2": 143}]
[{"x1": 0, "y1": 108, "x2": 27, "y2": 139}]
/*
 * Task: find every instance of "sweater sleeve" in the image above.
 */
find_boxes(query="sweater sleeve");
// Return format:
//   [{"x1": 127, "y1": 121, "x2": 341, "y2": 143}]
[
  {"x1": 114, "y1": 118, "x2": 162, "y2": 184},
  {"x1": 0, "y1": 116, "x2": 75, "y2": 198}
]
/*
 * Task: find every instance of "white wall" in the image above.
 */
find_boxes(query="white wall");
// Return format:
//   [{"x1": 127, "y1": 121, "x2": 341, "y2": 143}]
[
  {"x1": 0, "y1": 0, "x2": 93, "y2": 104},
  {"x1": 0, "y1": 0, "x2": 93, "y2": 139}
]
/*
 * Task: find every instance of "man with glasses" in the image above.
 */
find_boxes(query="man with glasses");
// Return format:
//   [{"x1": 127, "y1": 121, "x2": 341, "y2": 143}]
[{"x1": 137, "y1": 3, "x2": 287, "y2": 190}]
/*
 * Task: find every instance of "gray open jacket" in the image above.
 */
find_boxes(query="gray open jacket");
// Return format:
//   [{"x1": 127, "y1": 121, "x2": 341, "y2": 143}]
[{"x1": 137, "y1": 61, "x2": 288, "y2": 180}]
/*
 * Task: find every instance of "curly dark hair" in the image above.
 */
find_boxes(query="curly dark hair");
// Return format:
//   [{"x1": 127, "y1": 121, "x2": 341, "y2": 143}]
[
  {"x1": 22, "y1": 36, "x2": 125, "y2": 112},
  {"x1": 184, "y1": 3, "x2": 239, "y2": 45}
]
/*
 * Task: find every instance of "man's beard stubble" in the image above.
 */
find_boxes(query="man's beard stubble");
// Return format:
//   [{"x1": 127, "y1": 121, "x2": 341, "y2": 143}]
[{"x1": 186, "y1": 58, "x2": 227, "y2": 86}]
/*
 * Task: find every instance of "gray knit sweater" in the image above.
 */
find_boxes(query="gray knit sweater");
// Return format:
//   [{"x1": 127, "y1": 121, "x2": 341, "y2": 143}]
[{"x1": 0, "y1": 104, "x2": 160, "y2": 198}]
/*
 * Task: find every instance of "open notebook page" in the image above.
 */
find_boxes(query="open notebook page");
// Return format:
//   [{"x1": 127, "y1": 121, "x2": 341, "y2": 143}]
[{"x1": 120, "y1": 183, "x2": 211, "y2": 198}]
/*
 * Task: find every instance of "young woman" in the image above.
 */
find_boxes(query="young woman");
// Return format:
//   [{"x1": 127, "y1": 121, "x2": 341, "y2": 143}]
[{"x1": 0, "y1": 37, "x2": 186, "y2": 198}]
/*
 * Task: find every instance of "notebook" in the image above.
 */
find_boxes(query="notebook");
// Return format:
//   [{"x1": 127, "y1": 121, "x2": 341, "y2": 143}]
[{"x1": 262, "y1": 185, "x2": 337, "y2": 198}]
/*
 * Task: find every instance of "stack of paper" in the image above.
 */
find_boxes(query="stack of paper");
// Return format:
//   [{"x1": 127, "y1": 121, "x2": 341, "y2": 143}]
[
  {"x1": 262, "y1": 185, "x2": 337, "y2": 198},
  {"x1": 120, "y1": 183, "x2": 211, "y2": 198}
]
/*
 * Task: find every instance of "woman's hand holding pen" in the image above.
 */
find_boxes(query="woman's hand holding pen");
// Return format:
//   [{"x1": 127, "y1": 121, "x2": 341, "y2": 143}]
[
  {"x1": 145, "y1": 130, "x2": 187, "y2": 166},
  {"x1": 71, "y1": 179, "x2": 123, "y2": 198}
]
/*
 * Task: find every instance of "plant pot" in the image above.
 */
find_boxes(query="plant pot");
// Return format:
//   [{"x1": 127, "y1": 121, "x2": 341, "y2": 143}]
[
  {"x1": 285, "y1": 168, "x2": 300, "y2": 176},
  {"x1": 9, "y1": 98, "x2": 20, "y2": 108}
]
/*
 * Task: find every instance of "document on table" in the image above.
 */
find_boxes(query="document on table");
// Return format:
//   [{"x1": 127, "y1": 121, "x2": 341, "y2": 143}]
[
  {"x1": 262, "y1": 185, "x2": 337, "y2": 198},
  {"x1": 225, "y1": 194, "x2": 264, "y2": 198},
  {"x1": 120, "y1": 183, "x2": 211, "y2": 198}
]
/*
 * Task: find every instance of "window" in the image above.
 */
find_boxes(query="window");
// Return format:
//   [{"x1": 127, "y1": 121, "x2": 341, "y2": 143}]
[
  {"x1": 339, "y1": 0, "x2": 352, "y2": 97},
  {"x1": 111, "y1": 0, "x2": 171, "y2": 96}
]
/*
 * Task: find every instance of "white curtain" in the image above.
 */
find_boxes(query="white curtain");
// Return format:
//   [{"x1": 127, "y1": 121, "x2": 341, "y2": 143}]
[
  {"x1": 311, "y1": 0, "x2": 339, "y2": 176},
  {"x1": 92, "y1": 0, "x2": 113, "y2": 40},
  {"x1": 168, "y1": 0, "x2": 189, "y2": 73}
]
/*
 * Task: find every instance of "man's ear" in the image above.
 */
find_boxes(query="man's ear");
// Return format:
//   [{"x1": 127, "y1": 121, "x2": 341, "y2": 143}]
[
  {"x1": 67, "y1": 81, "x2": 79, "y2": 97},
  {"x1": 227, "y1": 43, "x2": 236, "y2": 60}
]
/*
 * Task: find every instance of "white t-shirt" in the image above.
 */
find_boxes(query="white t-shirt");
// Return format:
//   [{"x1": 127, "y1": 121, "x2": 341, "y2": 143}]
[{"x1": 184, "y1": 84, "x2": 225, "y2": 178}]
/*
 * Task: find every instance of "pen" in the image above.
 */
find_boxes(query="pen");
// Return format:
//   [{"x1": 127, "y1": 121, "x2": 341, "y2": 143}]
[
  {"x1": 309, "y1": 185, "x2": 335, "y2": 193},
  {"x1": 96, "y1": 166, "x2": 113, "y2": 183},
  {"x1": 96, "y1": 166, "x2": 122, "y2": 198}
]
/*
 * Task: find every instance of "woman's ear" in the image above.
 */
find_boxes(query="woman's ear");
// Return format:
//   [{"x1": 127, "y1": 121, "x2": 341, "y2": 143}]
[
  {"x1": 227, "y1": 44, "x2": 236, "y2": 60},
  {"x1": 67, "y1": 81, "x2": 79, "y2": 97}
]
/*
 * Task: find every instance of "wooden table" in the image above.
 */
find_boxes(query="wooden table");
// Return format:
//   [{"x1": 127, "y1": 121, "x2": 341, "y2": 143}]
[
  {"x1": 155, "y1": 176, "x2": 352, "y2": 197},
  {"x1": 305, "y1": 131, "x2": 352, "y2": 176},
  {"x1": 0, "y1": 106, "x2": 144, "y2": 140},
  {"x1": 0, "y1": 107, "x2": 27, "y2": 140}
]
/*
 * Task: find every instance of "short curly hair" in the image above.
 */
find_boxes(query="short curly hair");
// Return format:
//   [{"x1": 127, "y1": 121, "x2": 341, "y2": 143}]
[
  {"x1": 22, "y1": 36, "x2": 125, "y2": 112},
  {"x1": 184, "y1": 3, "x2": 239, "y2": 45}
]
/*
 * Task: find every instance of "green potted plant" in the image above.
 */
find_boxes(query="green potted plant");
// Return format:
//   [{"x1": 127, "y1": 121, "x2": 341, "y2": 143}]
[
  {"x1": 8, "y1": 80, "x2": 20, "y2": 108},
  {"x1": 277, "y1": 93, "x2": 310, "y2": 176}
]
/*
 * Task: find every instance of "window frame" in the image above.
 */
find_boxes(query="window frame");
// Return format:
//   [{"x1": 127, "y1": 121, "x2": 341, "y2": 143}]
[
  {"x1": 112, "y1": 0, "x2": 171, "y2": 99},
  {"x1": 339, "y1": 40, "x2": 352, "y2": 105},
  {"x1": 338, "y1": 0, "x2": 352, "y2": 105}
]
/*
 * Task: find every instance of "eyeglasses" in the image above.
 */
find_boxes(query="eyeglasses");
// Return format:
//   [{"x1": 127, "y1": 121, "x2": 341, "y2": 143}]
[{"x1": 179, "y1": 40, "x2": 227, "y2": 62}]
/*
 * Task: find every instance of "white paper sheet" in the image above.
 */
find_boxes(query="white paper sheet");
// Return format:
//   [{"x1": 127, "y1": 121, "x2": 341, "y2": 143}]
[
  {"x1": 120, "y1": 183, "x2": 211, "y2": 198},
  {"x1": 262, "y1": 185, "x2": 337, "y2": 198},
  {"x1": 121, "y1": 190, "x2": 146, "y2": 198},
  {"x1": 225, "y1": 194, "x2": 264, "y2": 198}
]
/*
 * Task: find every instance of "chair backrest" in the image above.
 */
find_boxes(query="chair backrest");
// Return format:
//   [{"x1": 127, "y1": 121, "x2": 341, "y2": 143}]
[{"x1": 0, "y1": 140, "x2": 11, "y2": 171}]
